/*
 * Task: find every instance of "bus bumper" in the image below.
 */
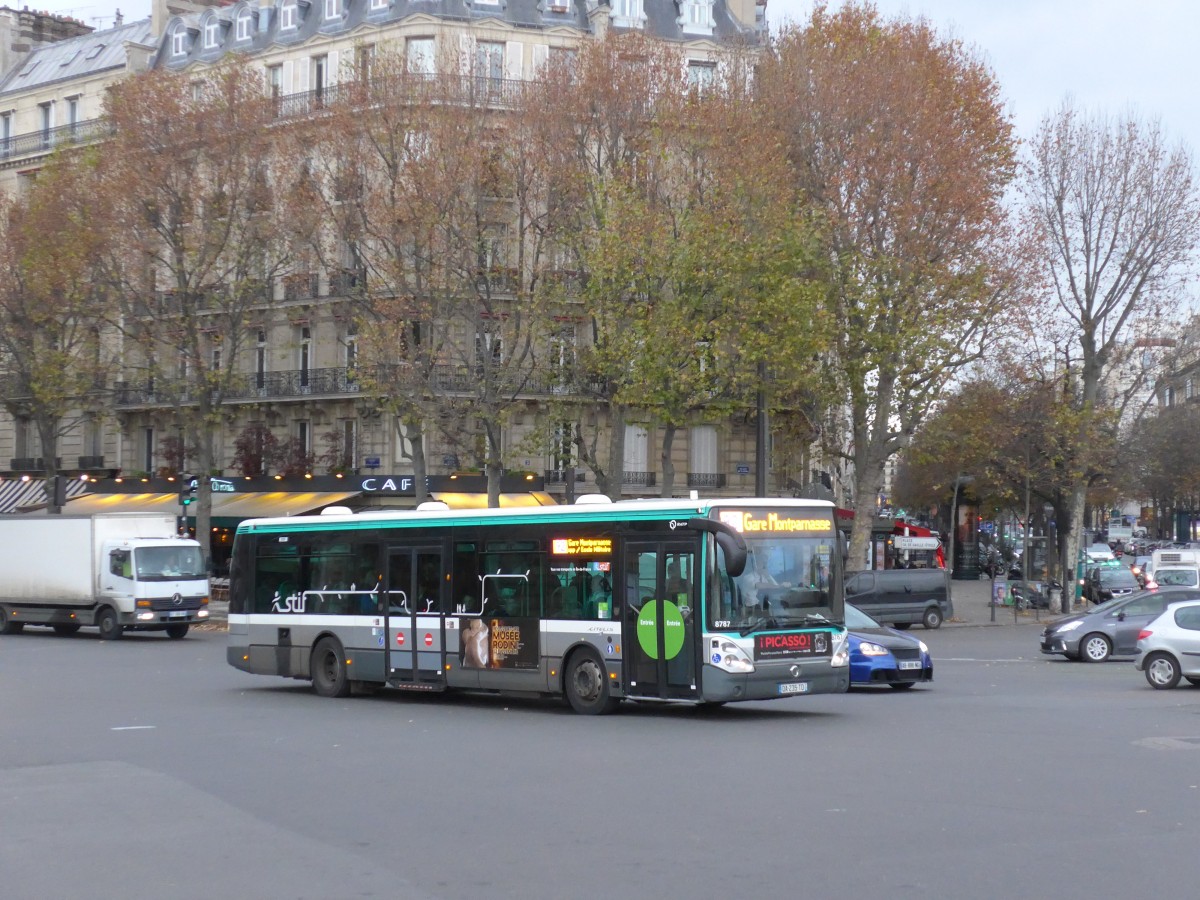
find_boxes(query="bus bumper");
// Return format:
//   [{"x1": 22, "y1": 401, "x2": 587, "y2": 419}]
[{"x1": 702, "y1": 664, "x2": 850, "y2": 702}]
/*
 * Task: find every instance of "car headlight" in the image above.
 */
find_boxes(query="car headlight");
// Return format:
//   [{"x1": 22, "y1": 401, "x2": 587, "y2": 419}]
[
  {"x1": 1055, "y1": 620, "x2": 1082, "y2": 633},
  {"x1": 858, "y1": 641, "x2": 889, "y2": 656},
  {"x1": 710, "y1": 640, "x2": 755, "y2": 674},
  {"x1": 918, "y1": 640, "x2": 929, "y2": 653}
]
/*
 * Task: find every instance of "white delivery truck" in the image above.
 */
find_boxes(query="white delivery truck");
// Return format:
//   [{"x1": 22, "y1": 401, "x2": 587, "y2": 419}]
[
  {"x1": 1146, "y1": 548, "x2": 1200, "y2": 590},
  {"x1": 0, "y1": 513, "x2": 209, "y2": 640}
]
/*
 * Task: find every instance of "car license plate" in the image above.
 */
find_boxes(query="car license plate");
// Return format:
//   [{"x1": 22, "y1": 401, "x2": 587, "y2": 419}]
[
  {"x1": 168, "y1": 610, "x2": 188, "y2": 618},
  {"x1": 899, "y1": 661, "x2": 922, "y2": 670},
  {"x1": 777, "y1": 682, "x2": 809, "y2": 695}
]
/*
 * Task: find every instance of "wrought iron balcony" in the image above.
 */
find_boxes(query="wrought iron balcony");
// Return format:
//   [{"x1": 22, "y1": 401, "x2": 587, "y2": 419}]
[
  {"x1": 9, "y1": 457, "x2": 60, "y2": 471},
  {"x1": 0, "y1": 118, "x2": 111, "y2": 161},
  {"x1": 623, "y1": 471, "x2": 656, "y2": 486},
  {"x1": 687, "y1": 473, "x2": 727, "y2": 489},
  {"x1": 78, "y1": 455, "x2": 107, "y2": 470},
  {"x1": 544, "y1": 469, "x2": 587, "y2": 484}
]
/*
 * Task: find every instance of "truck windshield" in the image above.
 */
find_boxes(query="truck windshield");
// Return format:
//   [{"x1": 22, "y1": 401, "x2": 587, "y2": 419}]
[
  {"x1": 134, "y1": 546, "x2": 206, "y2": 581},
  {"x1": 709, "y1": 533, "x2": 840, "y2": 631}
]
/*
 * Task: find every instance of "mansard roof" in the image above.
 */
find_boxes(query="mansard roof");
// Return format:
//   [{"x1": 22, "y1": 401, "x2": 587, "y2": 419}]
[
  {"x1": 155, "y1": 0, "x2": 757, "y2": 69},
  {"x1": 0, "y1": 17, "x2": 156, "y2": 95}
]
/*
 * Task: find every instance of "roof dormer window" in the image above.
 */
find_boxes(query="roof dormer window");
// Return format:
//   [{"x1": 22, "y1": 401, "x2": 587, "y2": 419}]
[
  {"x1": 171, "y1": 24, "x2": 189, "y2": 56},
  {"x1": 203, "y1": 15, "x2": 220, "y2": 49},
  {"x1": 236, "y1": 8, "x2": 254, "y2": 41},
  {"x1": 324, "y1": 0, "x2": 342, "y2": 20},
  {"x1": 281, "y1": 0, "x2": 298, "y2": 30},
  {"x1": 679, "y1": 0, "x2": 715, "y2": 35}
]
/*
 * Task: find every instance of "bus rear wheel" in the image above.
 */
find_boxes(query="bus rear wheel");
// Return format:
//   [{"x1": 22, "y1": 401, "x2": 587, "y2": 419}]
[
  {"x1": 564, "y1": 649, "x2": 619, "y2": 715},
  {"x1": 311, "y1": 637, "x2": 352, "y2": 698}
]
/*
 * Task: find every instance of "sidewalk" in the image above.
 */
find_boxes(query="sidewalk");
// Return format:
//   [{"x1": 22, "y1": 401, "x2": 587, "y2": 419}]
[{"x1": 947, "y1": 575, "x2": 1072, "y2": 627}]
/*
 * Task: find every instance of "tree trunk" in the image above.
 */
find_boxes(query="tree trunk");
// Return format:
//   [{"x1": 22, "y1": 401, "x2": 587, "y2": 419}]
[
  {"x1": 604, "y1": 404, "x2": 627, "y2": 502},
  {"x1": 1061, "y1": 483, "x2": 1087, "y2": 613},
  {"x1": 194, "y1": 424, "x2": 214, "y2": 570},
  {"x1": 660, "y1": 423, "x2": 676, "y2": 498}
]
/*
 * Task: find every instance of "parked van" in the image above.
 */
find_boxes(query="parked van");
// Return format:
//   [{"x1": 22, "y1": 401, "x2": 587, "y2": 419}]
[
  {"x1": 1146, "y1": 549, "x2": 1200, "y2": 589},
  {"x1": 844, "y1": 569, "x2": 953, "y2": 629}
]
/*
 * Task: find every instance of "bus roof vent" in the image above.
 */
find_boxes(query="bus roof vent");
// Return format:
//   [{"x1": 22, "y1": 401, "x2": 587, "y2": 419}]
[
  {"x1": 574, "y1": 494, "x2": 612, "y2": 505},
  {"x1": 320, "y1": 506, "x2": 354, "y2": 516},
  {"x1": 416, "y1": 500, "x2": 451, "y2": 511}
]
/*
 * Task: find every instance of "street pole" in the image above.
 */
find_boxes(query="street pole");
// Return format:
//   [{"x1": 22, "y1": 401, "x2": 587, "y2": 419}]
[{"x1": 755, "y1": 360, "x2": 767, "y2": 497}]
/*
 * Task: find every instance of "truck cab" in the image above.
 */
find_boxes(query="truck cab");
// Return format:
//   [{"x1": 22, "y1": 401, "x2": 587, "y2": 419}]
[{"x1": 99, "y1": 539, "x2": 210, "y2": 638}]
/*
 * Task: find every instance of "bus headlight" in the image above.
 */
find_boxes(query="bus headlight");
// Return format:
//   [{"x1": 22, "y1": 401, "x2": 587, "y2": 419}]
[
  {"x1": 830, "y1": 630, "x2": 850, "y2": 667},
  {"x1": 711, "y1": 640, "x2": 755, "y2": 674}
]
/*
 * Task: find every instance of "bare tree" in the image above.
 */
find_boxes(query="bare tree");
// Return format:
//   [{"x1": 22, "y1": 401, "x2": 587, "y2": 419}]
[{"x1": 1026, "y1": 100, "x2": 1200, "y2": 605}]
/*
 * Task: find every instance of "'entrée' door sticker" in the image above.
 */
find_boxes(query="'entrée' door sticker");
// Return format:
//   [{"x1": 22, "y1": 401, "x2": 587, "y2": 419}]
[{"x1": 636, "y1": 599, "x2": 685, "y2": 660}]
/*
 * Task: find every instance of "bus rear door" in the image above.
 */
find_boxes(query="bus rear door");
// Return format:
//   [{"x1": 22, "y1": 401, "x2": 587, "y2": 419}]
[
  {"x1": 385, "y1": 546, "x2": 447, "y2": 690},
  {"x1": 623, "y1": 541, "x2": 697, "y2": 701}
]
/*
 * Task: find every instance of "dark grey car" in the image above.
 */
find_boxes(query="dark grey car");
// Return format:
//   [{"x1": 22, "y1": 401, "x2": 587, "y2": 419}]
[{"x1": 1040, "y1": 588, "x2": 1200, "y2": 662}]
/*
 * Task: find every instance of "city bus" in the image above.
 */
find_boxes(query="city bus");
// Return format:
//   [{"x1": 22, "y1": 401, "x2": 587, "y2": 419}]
[{"x1": 226, "y1": 496, "x2": 850, "y2": 713}]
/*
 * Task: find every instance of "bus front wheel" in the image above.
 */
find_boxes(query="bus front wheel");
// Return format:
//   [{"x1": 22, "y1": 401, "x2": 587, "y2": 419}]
[
  {"x1": 311, "y1": 637, "x2": 352, "y2": 698},
  {"x1": 564, "y1": 649, "x2": 619, "y2": 715}
]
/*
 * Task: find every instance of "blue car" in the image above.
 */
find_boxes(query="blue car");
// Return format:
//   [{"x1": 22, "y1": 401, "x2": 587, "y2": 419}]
[{"x1": 846, "y1": 602, "x2": 933, "y2": 689}]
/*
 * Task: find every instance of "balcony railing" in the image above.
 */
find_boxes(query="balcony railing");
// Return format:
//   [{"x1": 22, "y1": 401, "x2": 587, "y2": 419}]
[
  {"x1": 113, "y1": 362, "x2": 615, "y2": 408},
  {"x1": 78, "y1": 455, "x2": 107, "y2": 470},
  {"x1": 0, "y1": 118, "x2": 111, "y2": 160},
  {"x1": 687, "y1": 473, "x2": 727, "y2": 489},
  {"x1": 9, "y1": 457, "x2": 61, "y2": 471},
  {"x1": 623, "y1": 471, "x2": 656, "y2": 487},
  {"x1": 544, "y1": 469, "x2": 587, "y2": 484}
]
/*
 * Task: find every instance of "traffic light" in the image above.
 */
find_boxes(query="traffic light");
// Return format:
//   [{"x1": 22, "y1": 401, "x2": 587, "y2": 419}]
[{"x1": 180, "y1": 474, "x2": 197, "y2": 508}]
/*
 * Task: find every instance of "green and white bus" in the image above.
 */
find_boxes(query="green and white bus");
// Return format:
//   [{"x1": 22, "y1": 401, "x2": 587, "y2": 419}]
[{"x1": 226, "y1": 497, "x2": 850, "y2": 713}]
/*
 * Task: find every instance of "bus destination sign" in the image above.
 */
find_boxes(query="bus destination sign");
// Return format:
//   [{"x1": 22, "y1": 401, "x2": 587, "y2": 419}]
[
  {"x1": 551, "y1": 537, "x2": 613, "y2": 556},
  {"x1": 754, "y1": 631, "x2": 832, "y2": 660},
  {"x1": 717, "y1": 509, "x2": 834, "y2": 535}
]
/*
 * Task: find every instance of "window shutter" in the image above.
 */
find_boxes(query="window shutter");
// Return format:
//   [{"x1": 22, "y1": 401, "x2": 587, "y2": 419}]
[
  {"x1": 298, "y1": 57, "x2": 310, "y2": 93},
  {"x1": 327, "y1": 49, "x2": 339, "y2": 84},
  {"x1": 505, "y1": 41, "x2": 523, "y2": 80},
  {"x1": 532, "y1": 43, "x2": 548, "y2": 74},
  {"x1": 282, "y1": 59, "x2": 295, "y2": 94}
]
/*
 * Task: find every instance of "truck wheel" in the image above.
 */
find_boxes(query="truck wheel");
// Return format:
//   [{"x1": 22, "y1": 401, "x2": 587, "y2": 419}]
[
  {"x1": 311, "y1": 637, "x2": 352, "y2": 698},
  {"x1": 53, "y1": 623, "x2": 81, "y2": 636},
  {"x1": 165, "y1": 623, "x2": 189, "y2": 640},
  {"x1": 922, "y1": 606, "x2": 944, "y2": 629},
  {"x1": 96, "y1": 607, "x2": 123, "y2": 641},
  {"x1": 0, "y1": 606, "x2": 23, "y2": 635}
]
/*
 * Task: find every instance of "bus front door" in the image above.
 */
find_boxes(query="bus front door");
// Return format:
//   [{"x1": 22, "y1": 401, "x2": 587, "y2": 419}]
[
  {"x1": 623, "y1": 542, "x2": 697, "y2": 701},
  {"x1": 385, "y1": 547, "x2": 446, "y2": 690}
]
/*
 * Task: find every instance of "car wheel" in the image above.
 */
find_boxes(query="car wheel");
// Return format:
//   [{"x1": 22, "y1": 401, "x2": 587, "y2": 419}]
[
  {"x1": 564, "y1": 648, "x2": 619, "y2": 715},
  {"x1": 311, "y1": 637, "x2": 352, "y2": 698},
  {"x1": 1144, "y1": 652, "x2": 1181, "y2": 690},
  {"x1": 922, "y1": 606, "x2": 943, "y2": 629},
  {"x1": 1081, "y1": 633, "x2": 1111, "y2": 663},
  {"x1": 889, "y1": 682, "x2": 916, "y2": 690},
  {"x1": 96, "y1": 607, "x2": 123, "y2": 641}
]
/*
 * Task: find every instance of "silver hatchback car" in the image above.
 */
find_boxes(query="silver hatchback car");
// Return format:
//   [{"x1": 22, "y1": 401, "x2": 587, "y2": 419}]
[{"x1": 1134, "y1": 599, "x2": 1200, "y2": 689}]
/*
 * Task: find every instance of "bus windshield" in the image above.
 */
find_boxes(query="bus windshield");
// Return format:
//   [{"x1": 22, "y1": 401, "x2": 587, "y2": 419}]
[
  {"x1": 709, "y1": 508, "x2": 839, "y2": 631},
  {"x1": 134, "y1": 546, "x2": 206, "y2": 581}
]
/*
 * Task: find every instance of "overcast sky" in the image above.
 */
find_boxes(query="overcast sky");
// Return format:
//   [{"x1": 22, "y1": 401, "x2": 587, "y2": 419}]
[{"x1": 24, "y1": 0, "x2": 1200, "y2": 153}]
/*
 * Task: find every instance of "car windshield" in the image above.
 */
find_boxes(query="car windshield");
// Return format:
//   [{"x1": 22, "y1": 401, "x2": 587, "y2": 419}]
[
  {"x1": 134, "y1": 546, "x2": 206, "y2": 581},
  {"x1": 1100, "y1": 569, "x2": 1139, "y2": 589},
  {"x1": 1155, "y1": 569, "x2": 1199, "y2": 587},
  {"x1": 844, "y1": 603, "x2": 880, "y2": 630}
]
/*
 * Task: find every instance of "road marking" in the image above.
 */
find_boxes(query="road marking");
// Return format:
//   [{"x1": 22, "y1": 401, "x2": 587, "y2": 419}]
[{"x1": 111, "y1": 725, "x2": 156, "y2": 731}]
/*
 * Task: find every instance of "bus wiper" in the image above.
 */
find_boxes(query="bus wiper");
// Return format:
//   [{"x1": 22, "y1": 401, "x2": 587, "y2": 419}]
[
  {"x1": 739, "y1": 617, "x2": 778, "y2": 636},
  {"x1": 797, "y1": 614, "x2": 832, "y2": 627}
]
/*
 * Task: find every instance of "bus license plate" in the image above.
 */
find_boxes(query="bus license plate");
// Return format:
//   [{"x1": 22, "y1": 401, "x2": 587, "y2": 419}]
[
  {"x1": 899, "y1": 661, "x2": 922, "y2": 670},
  {"x1": 778, "y1": 682, "x2": 809, "y2": 695}
]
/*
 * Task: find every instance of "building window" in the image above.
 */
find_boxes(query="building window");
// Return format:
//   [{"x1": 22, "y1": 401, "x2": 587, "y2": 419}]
[
  {"x1": 267, "y1": 64, "x2": 283, "y2": 99},
  {"x1": 611, "y1": 0, "x2": 645, "y2": 27},
  {"x1": 679, "y1": 0, "x2": 714, "y2": 33},
  {"x1": 341, "y1": 419, "x2": 357, "y2": 469},
  {"x1": 236, "y1": 8, "x2": 254, "y2": 40},
  {"x1": 689, "y1": 425, "x2": 718, "y2": 477},
  {"x1": 255, "y1": 329, "x2": 267, "y2": 390},
  {"x1": 370, "y1": 0, "x2": 388, "y2": 9},
  {"x1": 1166, "y1": 386, "x2": 1176, "y2": 407},
  {"x1": 324, "y1": 0, "x2": 341, "y2": 19},
  {"x1": 476, "y1": 41, "x2": 504, "y2": 84},
  {"x1": 172, "y1": 24, "x2": 188, "y2": 56},
  {"x1": 623, "y1": 425, "x2": 649, "y2": 476},
  {"x1": 298, "y1": 326, "x2": 312, "y2": 388},
  {"x1": 406, "y1": 37, "x2": 435, "y2": 75},
  {"x1": 39, "y1": 102, "x2": 53, "y2": 149},
  {"x1": 312, "y1": 55, "x2": 328, "y2": 101},
  {"x1": 203, "y1": 15, "x2": 220, "y2": 48},
  {"x1": 280, "y1": 0, "x2": 298, "y2": 30},
  {"x1": 344, "y1": 326, "x2": 358, "y2": 370},
  {"x1": 66, "y1": 96, "x2": 80, "y2": 130},
  {"x1": 297, "y1": 420, "x2": 311, "y2": 456},
  {"x1": 687, "y1": 61, "x2": 716, "y2": 91},
  {"x1": 1, "y1": 112, "x2": 11, "y2": 156},
  {"x1": 1188, "y1": 378, "x2": 1194, "y2": 400},
  {"x1": 143, "y1": 427, "x2": 155, "y2": 473}
]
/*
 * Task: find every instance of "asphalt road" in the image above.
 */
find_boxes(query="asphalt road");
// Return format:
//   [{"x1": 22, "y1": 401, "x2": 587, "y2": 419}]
[{"x1": 3, "y1": 623, "x2": 1199, "y2": 900}]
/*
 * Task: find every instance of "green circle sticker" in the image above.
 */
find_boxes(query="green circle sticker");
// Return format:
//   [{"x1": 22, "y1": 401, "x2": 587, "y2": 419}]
[{"x1": 636, "y1": 599, "x2": 686, "y2": 660}]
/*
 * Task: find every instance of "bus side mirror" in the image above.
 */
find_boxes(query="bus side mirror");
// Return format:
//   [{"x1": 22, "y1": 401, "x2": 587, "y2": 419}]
[{"x1": 687, "y1": 518, "x2": 747, "y2": 578}]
